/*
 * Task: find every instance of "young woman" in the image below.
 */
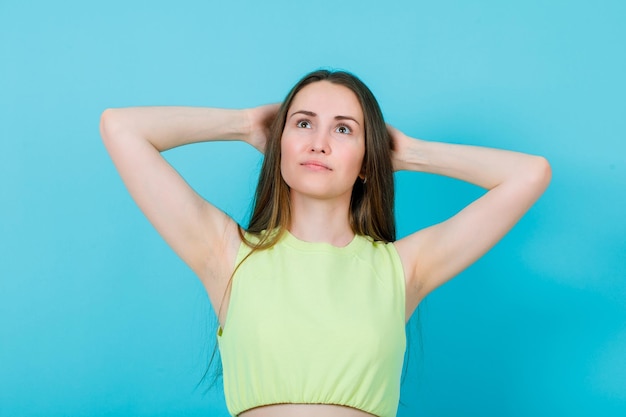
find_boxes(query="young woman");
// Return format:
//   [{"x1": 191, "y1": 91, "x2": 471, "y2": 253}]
[{"x1": 100, "y1": 70, "x2": 551, "y2": 417}]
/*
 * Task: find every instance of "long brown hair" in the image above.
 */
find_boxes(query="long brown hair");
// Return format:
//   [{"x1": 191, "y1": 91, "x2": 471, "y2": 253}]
[{"x1": 241, "y1": 69, "x2": 396, "y2": 248}]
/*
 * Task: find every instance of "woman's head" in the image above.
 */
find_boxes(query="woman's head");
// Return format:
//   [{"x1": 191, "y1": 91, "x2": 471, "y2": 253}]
[
  {"x1": 245, "y1": 69, "x2": 396, "y2": 245},
  {"x1": 281, "y1": 80, "x2": 366, "y2": 211}
]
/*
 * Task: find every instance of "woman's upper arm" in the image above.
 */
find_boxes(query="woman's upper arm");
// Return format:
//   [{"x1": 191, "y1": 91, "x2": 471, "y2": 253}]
[{"x1": 100, "y1": 109, "x2": 240, "y2": 289}]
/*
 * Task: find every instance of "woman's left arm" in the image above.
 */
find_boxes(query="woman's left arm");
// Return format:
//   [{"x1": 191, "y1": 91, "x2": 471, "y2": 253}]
[{"x1": 391, "y1": 126, "x2": 552, "y2": 315}]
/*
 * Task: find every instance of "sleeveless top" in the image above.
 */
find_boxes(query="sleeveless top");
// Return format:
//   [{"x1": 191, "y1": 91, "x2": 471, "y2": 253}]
[{"x1": 217, "y1": 231, "x2": 406, "y2": 417}]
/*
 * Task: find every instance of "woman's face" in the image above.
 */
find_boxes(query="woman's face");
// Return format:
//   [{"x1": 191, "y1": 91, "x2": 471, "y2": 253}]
[{"x1": 280, "y1": 81, "x2": 365, "y2": 203}]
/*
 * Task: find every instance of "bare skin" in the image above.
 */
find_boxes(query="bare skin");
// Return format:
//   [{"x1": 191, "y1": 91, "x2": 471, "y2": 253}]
[{"x1": 100, "y1": 81, "x2": 551, "y2": 416}]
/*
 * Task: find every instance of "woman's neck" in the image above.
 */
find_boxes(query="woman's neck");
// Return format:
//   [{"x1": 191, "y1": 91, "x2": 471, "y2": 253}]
[{"x1": 288, "y1": 194, "x2": 354, "y2": 247}]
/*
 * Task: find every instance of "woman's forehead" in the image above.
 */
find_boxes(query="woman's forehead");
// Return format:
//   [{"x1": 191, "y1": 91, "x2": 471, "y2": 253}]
[{"x1": 289, "y1": 81, "x2": 363, "y2": 123}]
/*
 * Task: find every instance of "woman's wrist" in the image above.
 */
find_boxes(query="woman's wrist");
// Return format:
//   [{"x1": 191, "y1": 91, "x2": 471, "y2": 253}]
[
  {"x1": 392, "y1": 132, "x2": 429, "y2": 172},
  {"x1": 206, "y1": 108, "x2": 250, "y2": 142},
  {"x1": 240, "y1": 107, "x2": 260, "y2": 147}
]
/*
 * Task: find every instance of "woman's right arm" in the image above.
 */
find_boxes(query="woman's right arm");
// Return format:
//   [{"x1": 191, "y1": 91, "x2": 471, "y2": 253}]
[{"x1": 100, "y1": 106, "x2": 277, "y2": 309}]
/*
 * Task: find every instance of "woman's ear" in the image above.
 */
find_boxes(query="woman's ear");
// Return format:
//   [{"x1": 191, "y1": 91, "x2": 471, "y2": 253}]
[{"x1": 358, "y1": 168, "x2": 367, "y2": 183}]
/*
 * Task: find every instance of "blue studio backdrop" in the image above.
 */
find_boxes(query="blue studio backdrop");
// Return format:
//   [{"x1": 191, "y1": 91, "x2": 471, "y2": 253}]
[{"x1": 1, "y1": 1, "x2": 625, "y2": 416}]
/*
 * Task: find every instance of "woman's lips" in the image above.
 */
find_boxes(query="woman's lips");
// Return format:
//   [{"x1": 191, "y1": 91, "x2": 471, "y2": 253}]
[{"x1": 301, "y1": 160, "x2": 331, "y2": 170}]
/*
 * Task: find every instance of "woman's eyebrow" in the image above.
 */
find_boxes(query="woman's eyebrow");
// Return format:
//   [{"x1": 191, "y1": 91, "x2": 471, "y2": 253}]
[
  {"x1": 289, "y1": 110, "x2": 317, "y2": 119},
  {"x1": 289, "y1": 110, "x2": 360, "y2": 125},
  {"x1": 335, "y1": 115, "x2": 360, "y2": 126}
]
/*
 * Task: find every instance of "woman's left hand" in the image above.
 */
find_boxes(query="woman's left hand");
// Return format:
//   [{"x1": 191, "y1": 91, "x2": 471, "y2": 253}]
[
  {"x1": 388, "y1": 124, "x2": 422, "y2": 172},
  {"x1": 245, "y1": 103, "x2": 281, "y2": 153}
]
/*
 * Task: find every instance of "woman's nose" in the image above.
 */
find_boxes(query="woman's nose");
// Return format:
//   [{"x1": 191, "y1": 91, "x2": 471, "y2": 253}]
[{"x1": 309, "y1": 131, "x2": 330, "y2": 154}]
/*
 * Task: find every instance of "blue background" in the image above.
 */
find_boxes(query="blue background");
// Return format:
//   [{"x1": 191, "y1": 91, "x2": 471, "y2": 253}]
[{"x1": 1, "y1": 0, "x2": 625, "y2": 416}]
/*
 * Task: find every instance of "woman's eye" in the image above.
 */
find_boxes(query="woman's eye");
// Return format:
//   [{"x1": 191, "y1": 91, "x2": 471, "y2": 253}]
[
  {"x1": 297, "y1": 120, "x2": 311, "y2": 128},
  {"x1": 336, "y1": 125, "x2": 351, "y2": 134}
]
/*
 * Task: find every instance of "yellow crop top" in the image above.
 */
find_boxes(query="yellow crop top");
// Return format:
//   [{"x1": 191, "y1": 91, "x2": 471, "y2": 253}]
[{"x1": 217, "y1": 231, "x2": 406, "y2": 417}]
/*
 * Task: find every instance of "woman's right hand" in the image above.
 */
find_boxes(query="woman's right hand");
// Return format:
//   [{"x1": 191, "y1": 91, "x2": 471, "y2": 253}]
[{"x1": 244, "y1": 103, "x2": 281, "y2": 153}]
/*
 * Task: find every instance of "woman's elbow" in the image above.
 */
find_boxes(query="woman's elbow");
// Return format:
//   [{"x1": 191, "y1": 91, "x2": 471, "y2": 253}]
[
  {"x1": 100, "y1": 108, "x2": 139, "y2": 151},
  {"x1": 99, "y1": 108, "x2": 122, "y2": 144},
  {"x1": 528, "y1": 155, "x2": 552, "y2": 193}
]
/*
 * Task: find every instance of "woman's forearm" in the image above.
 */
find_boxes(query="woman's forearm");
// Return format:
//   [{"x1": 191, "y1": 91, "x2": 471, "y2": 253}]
[
  {"x1": 100, "y1": 106, "x2": 250, "y2": 151},
  {"x1": 393, "y1": 133, "x2": 551, "y2": 191}
]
